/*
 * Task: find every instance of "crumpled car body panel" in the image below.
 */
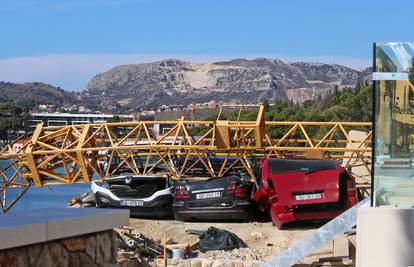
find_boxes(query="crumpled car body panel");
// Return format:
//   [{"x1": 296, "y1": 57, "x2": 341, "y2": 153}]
[{"x1": 252, "y1": 158, "x2": 359, "y2": 228}]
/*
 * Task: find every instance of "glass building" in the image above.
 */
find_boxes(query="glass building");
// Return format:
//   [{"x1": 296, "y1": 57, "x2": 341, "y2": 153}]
[{"x1": 374, "y1": 42, "x2": 414, "y2": 207}]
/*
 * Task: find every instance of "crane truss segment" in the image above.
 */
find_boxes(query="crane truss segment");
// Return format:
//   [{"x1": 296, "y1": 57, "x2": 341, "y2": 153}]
[
  {"x1": 0, "y1": 114, "x2": 372, "y2": 213},
  {"x1": 0, "y1": 134, "x2": 32, "y2": 212}
]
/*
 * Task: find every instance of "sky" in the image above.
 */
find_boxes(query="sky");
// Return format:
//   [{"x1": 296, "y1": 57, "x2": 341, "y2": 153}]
[{"x1": 0, "y1": 0, "x2": 413, "y2": 91}]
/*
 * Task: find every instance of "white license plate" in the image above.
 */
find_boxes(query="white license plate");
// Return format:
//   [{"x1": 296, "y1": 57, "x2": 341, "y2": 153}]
[
  {"x1": 295, "y1": 193, "x2": 322, "y2": 201},
  {"x1": 120, "y1": 200, "x2": 144, "y2": 206},
  {"x1": 196, "y1": 191, "x2": 221, "y2": 200}
]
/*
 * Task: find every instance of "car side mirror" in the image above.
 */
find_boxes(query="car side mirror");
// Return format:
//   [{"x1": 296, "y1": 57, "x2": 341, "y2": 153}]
[{"x1": 345, "y1": 164, "x2": 352, "y2": 173}]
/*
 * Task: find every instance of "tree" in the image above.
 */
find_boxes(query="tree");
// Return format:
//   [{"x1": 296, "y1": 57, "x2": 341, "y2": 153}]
[
  {"x1": 107, "y1": 115, "x2": 121, "y2": 123},
  {"x1": 214, "y1": 84, "x2": 372, "y2": 138},
  {"x1": 0, "y1": 103, "x2": 30, "y2": 145},
  {"x1": 262, "y1": 99, "x2": 270, "y2": 111},
  {"x1": 409, "y1": 58, "x2": 414, "y2": 85},
  {"x1": 333, "y1": 85, "x2": 340, "y2": 96}
]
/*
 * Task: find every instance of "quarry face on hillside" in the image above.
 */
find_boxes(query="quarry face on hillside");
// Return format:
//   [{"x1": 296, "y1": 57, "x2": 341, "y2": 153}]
[{"x1": 83, "y1": 58, "x2": 370, "y2": 111}]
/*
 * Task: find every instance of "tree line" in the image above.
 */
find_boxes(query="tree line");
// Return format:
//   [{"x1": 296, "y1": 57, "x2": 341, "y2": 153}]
[
  {"x1": 189, "y1": 84, "x2": 372, "y2": 138},
  {"x1": 0, "y1": 84, "x2": 372, "y2": 145},
  {"x1": 0, "y1": 103, "x2": 31, "y2": 145}
]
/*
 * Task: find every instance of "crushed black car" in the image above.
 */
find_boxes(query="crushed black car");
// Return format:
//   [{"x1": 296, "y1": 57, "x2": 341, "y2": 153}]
[
  {"x1": 172, "y1": 175, "x2": 253, "y2": 221},
  {"x1": 92, "y1": 174, "x2": 174, "y2": 218}
]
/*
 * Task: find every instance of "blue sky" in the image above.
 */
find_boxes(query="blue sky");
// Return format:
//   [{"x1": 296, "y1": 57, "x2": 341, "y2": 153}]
[{"x1": 0, "y1": 0, "x2": 413, "y2": 91}]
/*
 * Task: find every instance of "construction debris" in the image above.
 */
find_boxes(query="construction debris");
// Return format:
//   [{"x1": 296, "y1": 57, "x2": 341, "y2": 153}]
[
  {"x1": 195, "y1": 226, "x2": 247, "y2": 252},
  {"x1": 263, "y1": 198, "x2": 369, "y2": 267},
  {"x1": 115, "y1": 227, "x2": 171, "y2": 263},
  {"x1": 166, "y1": 240, "x2": 198, "y2": 256},
  {"x1": 68, "y1": 191, "x2": 96, "y2": 207},
  {"x1": 250, "y1": 231, "x2": 266, "y2": 241},
  {"x1": 116, "y1": 217, "x2": 359, "y2": 266}
]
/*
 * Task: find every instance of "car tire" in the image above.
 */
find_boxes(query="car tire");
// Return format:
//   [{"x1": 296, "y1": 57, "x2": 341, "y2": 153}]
[
  {"x1": 242, "y1": 206, "x2": 255, "y2": 222},
  {"x1": 243, "y1": 212, "x2": 254, "y2": 222}
]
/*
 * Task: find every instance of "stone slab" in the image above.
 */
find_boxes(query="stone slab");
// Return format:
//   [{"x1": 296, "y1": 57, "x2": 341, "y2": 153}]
[
  {"x1": 356, "y1": 207, "x2": 414, "y2": 267},
  {"x1": 0, "y1": 208, "x2": 129, "y2": 250},
  {"x1": 0, "y1": 221, "x2": 47, "y2": 251},
  {"x1": 333, "y1": 235, "x2": 349, "y2": 258}
]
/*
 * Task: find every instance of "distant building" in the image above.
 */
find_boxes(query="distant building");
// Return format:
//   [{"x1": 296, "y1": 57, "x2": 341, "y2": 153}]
[
  {"x1": 37, "y1": 104, "x2": 56, "y2": 111},
  {"x1": 30, "y1": 113, "x2": 134, "y2": 128},
  {"x1": 186, "y1": 100, "x2": 217, "y2": 110},
  {"x1": 157, "y1": 104, "x2": 184, "y2": 112},
  {"x1": 11, "y1": 139, "x2": 29, "y2": 153}
]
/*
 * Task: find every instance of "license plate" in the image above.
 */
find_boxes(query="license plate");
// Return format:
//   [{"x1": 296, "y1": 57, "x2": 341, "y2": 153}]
[
  {"x1": 120, "y1": 200, "x2": 144, "y2": 206},
  {"x1": 295, "y1": 193, "x2": 322, "y2": 201},
  {"x1": 196, "y1": 191, "x2": 221, "y2": 200}
]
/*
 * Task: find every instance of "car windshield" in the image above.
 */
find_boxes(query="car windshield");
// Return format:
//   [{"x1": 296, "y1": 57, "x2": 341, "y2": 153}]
[{"x1": 269, "y1": 158, "x2": 339, "y2": 174}]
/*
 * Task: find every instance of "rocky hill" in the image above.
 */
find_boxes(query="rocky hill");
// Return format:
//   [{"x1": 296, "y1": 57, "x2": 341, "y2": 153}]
[
  {"x1": 0, "y1": 82, "x2": 75, "y2": 108},
  {"x1": 0, "y1": 58, "x2": 371, "y2": 113},
  {"x1": 83, "y1": 58, "x2": 369, "y2": 111}
]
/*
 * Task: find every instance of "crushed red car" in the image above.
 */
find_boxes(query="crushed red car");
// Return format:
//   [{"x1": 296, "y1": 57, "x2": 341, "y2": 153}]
[{"x1": 252, "y1": 158, "x2": 359, "y2": 228}]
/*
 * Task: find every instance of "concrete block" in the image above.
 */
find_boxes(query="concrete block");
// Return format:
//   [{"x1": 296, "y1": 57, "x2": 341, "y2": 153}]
[
  {"x1": 0, "y1": 222, "x2": 47, "y2": 250},
  {"x1": 46, "y1": 208, "x2": 129, "y2": 240},
  {"x1": 333, "y1": 235, "x2": 349, "y2": 258},
  {"x1": 0, "y1": 208, "x2": 129, "y2": 250},
  {"x1": 356, "y1": 207, "x2": 414, "y2": 267}
]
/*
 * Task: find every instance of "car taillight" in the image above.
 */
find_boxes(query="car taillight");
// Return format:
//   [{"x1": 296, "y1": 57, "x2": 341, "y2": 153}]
[
  {"x1": 227, "y1": 182, "x2": 237, "y2": 192},
  {"x1": 227, "y1": 182, "x2": 247, "y2": 198},
  {"x1": 235, "y1": 186, "x2": 247, "y2": 198},
  {"x1": 175, "y1": 186, "x2": 190, "y2": 199}
]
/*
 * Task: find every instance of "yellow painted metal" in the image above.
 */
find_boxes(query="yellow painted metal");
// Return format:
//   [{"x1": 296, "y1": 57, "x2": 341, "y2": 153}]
[
  {"x1": 76, "y1": 124, "x2": 92, "y2": 183},
  {"x1": 0, "y1": 105, "x2": 372, "y2": 212},
  {"x1": 25, "y1": 123, "x2": 43, "y2": 187}
]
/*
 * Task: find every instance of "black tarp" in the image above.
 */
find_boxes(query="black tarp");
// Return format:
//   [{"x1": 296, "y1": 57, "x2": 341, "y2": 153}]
[{"x1": 197, "y1": 226, "x2": 247, "y2": 252}]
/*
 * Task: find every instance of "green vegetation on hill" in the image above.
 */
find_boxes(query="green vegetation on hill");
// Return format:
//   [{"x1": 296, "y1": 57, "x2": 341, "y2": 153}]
[
  {"x1": 0, "y1": 81, "x2": 74, "y2": 108},
  {"x1": 264, "y1": 84, "x2": 372, "y2": 122},
  {"x1": 0, "y1": 103, "x2": 31, "y2": 144},
  {"x1": 188, "y1": 84, "x2": 372, "y2": 138},
  {"x1": 263, "y1": 84, "x2": 372, "y2": 138},
  {"x1": 409, "y1": 58, "x2": 414, "y2": 85}
]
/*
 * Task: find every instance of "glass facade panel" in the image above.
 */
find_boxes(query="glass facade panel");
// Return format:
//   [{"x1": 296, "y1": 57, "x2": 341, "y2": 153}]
[{"x1": 374, "y1": 42, "x2": 414, "y2": 207}]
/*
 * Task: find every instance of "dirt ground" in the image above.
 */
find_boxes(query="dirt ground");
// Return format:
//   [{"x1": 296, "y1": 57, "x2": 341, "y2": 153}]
[{"x1": 127, "y1": 218, "x2": 322, "y2": 262}]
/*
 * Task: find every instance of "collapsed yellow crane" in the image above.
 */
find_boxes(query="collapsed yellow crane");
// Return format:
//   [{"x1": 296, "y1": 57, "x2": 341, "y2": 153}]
[{"x1": 0, "y1": 105, "x2": 372, "y2": 212}]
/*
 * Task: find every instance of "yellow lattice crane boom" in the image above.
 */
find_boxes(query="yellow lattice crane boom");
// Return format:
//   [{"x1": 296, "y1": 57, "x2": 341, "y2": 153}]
[{"x1": 0, "y1": 105, "x2": 372, "y2": 212}]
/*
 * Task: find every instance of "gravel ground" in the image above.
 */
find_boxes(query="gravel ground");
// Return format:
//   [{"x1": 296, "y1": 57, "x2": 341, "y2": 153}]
[{"x1": 128, "y1": 218, "x2": 322, "y2": 261}]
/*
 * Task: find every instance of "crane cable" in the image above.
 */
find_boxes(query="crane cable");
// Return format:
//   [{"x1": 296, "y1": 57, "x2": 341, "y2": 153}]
[{"x1": 47, "y1": 186, "x2": 71, "y2": 205}]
